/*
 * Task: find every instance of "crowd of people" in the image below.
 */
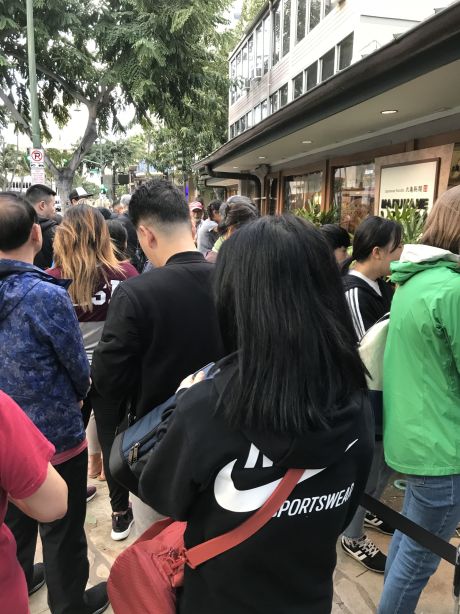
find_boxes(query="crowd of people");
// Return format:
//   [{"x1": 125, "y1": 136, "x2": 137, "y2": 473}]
[{"x1": 0, "y1": 177, "x2": 458, "y2": 614}]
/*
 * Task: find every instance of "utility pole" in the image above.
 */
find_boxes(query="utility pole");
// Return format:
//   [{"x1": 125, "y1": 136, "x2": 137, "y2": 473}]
[{"x1": 26, "y1": 0, "x2": 41, "y2": 149}]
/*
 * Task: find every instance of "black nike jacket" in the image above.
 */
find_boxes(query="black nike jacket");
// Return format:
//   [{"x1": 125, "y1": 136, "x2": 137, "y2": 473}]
[{"x1": 139, "y1": 354, "x2": 374, "y2": 614}]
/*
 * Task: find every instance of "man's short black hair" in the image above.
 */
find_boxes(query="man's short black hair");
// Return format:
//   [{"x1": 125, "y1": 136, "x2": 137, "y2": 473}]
[
  {"x1": 207, "y1": 199, "x2": 222, "y2": 219},
  {"x1": 107, "y1": 220, "x2": 128, "y2": 260},
  {"x1": 25, "y1": 183, "x2": 56, "y2": 206},
  {"x1": 320, "y1": 224, "x2": 351, "y2": 250},
  {"x1": 0, "y1": 192, "x2": 38, "y2": 251},
  {"x1": 129, "y1": 179, "x2": 189, "y2": 229}
]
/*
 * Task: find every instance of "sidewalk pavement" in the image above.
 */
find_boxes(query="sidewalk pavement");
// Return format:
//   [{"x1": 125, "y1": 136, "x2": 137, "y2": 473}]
[{"x1": 30, "y1": 478, "x2": 457, "y2": 614}]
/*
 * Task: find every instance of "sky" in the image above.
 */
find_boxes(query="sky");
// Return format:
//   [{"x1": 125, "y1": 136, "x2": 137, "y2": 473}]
[{"x1": 230, "y1": 0, "x2": 243, "y2": 21}]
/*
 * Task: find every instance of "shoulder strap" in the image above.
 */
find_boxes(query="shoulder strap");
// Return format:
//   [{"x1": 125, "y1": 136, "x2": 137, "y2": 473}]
[{"x1": 185, "y1": 467, "x2": 304, "y2": 569}]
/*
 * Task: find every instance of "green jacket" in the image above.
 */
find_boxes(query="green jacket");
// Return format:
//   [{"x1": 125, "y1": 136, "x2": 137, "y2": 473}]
[{"x1": 383, "y1": 244, "x2": 460, "y2": 476}]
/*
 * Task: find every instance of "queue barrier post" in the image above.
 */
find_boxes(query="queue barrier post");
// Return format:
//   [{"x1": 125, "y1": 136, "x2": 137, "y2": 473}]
[{"x1": 453, "y1": 545, "x2": 460, "y2": 614}]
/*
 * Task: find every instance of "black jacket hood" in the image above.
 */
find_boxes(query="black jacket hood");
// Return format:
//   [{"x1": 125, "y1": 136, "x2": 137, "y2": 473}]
[
  {"x1": 38, "y1": 216, "x2": 58, "y2": 232},
  {"x1": 212, "y1": 354, "x2": 369, "y2": 471}
]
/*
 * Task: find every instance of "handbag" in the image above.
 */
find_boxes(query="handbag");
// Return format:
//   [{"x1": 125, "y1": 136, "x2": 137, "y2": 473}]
[
  {"x1": 109, "y1": 363, "x2": 217, "y2": 496},
  {"x1": 358, "y1": 312, "x2": 389, "y2": 436},
  {"x1": 108, "y1": 467, "x2": 304, "y2": 614}
]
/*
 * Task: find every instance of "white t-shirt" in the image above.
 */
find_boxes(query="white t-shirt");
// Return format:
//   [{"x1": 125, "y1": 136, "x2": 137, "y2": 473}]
[{"x1": 349, "y1": 270, "x2": 382, "y2": 296}]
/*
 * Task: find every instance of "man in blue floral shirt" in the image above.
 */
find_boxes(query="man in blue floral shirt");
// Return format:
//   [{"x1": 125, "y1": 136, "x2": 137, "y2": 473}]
[{"x1": 0, "y1": 192, "x2": 109, "y2": 614}]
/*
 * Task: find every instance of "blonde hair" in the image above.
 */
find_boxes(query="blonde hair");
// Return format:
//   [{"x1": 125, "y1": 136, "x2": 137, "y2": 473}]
[
  {"x1": 421, "y1": 186, "x2": 460, "y2": 254},
  {"x1": 53, "y1": 204, "x2": 122, "y2": 311}
]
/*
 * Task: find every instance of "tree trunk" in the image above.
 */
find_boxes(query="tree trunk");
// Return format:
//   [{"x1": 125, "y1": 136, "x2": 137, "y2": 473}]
[
  {"x1": 46, "y1": 102, "x2": 99, "y2": 210},
  {"x1": 188, "y1": 173, "x2": 196, "y2": 201},
  {"x1": 111, "y1": 165, "x2": 117, "y2": 203},
  {"x1": 55, "y1": 168, "x2": 75, "y2": 210}
]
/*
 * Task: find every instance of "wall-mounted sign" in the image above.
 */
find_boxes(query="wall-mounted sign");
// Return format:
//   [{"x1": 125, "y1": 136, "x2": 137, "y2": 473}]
[{"x1": 379, "y1": 159, "x2": 439, "y2": 214}]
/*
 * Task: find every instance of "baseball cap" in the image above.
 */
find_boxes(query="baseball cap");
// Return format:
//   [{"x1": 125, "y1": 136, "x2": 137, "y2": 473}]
[
  {"x1": 189, "y1": 201, "x2": 203, "y2": 211},
  {"x1": 69, "y1": 186, "x2": 93, "y2": 201}
]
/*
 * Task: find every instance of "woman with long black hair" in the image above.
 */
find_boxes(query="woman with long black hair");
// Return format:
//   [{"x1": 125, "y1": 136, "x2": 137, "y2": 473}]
[{"x1": 139, "y1": 215, "x2": 373, "y2": 614}]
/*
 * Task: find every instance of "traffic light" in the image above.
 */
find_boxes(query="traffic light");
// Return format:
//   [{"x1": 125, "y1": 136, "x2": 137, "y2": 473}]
[{"x1": 100, "y1": 185, "x2": 108, "y2": 194}]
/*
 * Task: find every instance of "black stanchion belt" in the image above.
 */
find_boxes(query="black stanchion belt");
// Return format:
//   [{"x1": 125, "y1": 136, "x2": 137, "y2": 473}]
[{"x1": 361, "y1": 493, "x2": 457, "y2": 566}]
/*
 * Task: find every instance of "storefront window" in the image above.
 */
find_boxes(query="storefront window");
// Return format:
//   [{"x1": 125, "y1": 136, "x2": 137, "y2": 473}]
[
  {"x1": 297, "y1": 0, "x2": 307, "y2": 43},
  {"x1": 293, "y1": 72, "x2": 303, "y2": 99},
  {"x1": 333, "y1": 163, "x2": 375, "y2": 232},
  {"x1": 338, "y1": 33, "x2": 354, "y2": 70},
  {"x1": 448, "y1": 145, "x2": 460, "y2": 188},
  {"x1": 284, "y1": 171, "x2": 323, "y2": 210},
  {"x1": 268, "y1": 177, "x2": 278, "y2": 215}
]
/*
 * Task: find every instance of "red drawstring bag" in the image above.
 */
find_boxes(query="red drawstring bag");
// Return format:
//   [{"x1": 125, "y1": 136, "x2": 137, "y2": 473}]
[
  {"x1": 108, "y1": 468, "x2": 303, "y2": 614},
  {"x1": 108, "y1": 518, "x2": 186, "y2": 613}
]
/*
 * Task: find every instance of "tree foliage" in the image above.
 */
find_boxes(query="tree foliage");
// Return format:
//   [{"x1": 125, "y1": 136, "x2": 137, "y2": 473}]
[
  {"x1": 0, "y1": 0, "x2": 232, "y2": 203},
  {"x1": 0, "y1": 141, "x2": 29, "y2": 189},
  {"x1": 384, "y1": 203, "x2": 427, "y2": 243},
  {"x1": 237, "y1": 0, "x2": 267, "y2": 34},
  {"x1": 83, "y1": 137, "x2": 144, "y2": 174}
]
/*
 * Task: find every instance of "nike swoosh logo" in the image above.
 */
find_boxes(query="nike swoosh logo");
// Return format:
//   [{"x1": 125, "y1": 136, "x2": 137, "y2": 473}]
[{"x1": 213, "y1": 440, "x2": 359, "y2": 513}]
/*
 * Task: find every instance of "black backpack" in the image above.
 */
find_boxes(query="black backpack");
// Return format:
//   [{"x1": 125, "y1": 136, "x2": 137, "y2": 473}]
[{"x1": 109, "y1": 363, "x2": 217, "y2": 496}]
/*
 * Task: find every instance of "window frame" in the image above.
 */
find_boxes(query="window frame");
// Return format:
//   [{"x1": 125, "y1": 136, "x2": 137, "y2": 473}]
[{"x1": 293, "y1": 72, "x2": 304, "y2": 99}]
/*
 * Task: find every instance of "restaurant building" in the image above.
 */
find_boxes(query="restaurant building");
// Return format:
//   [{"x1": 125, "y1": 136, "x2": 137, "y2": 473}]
[{"x1": 196, "y1": 0, "x2": 460, "y2": 230}]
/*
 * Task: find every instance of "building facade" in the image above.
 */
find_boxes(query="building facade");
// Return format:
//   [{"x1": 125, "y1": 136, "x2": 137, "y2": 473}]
[
  {"x1": 228, "y1": 0, "x2": 446, "y2": 141},
  {"x1": 198, "y1": 0, "x2": 460, "y2": 231}
]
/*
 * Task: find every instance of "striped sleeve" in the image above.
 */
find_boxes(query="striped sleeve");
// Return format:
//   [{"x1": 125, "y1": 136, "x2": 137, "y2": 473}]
[{"x1": 345, "y1": 287, "x2": 366, "y2": 341}]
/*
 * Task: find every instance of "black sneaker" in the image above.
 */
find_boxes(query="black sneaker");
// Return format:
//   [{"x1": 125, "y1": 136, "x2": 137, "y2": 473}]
[
  {"x1": 341, "y1": 535, "x2": 386, "y2": 573},
  {"x1": 86, "y1": 485, "x2": 97, "y2": 503},
  {"x1": 111, "y1": 506, "x2": 134, "y2": 541},
  {"x1": 28, "y1": 562, "x2": 45, "y2": 596},
  {"x1": 83, "y1": 581, "x2": 110, "y2": 614},
  {"x1": 364, "y1": 511, "x2": 395, "y2": 535}
]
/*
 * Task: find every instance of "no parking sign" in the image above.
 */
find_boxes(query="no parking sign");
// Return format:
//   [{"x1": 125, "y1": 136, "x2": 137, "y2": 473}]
[
  {"x1": 30, "y1": 148, "x2": 44, "y2": 164},
  {"x1": 29, "y1": 148, "x2": 45, "y2": 185}
]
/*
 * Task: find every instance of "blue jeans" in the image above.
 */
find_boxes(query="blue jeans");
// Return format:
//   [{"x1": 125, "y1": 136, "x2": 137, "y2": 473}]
[{"x1": 378, "y1": 474, "x2": 460, "y2": 614}]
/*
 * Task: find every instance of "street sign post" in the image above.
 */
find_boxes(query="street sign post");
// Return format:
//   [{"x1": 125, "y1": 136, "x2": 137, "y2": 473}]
[{"x1": 30, "y1": 148, "x2": 45, "y2": 185}]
